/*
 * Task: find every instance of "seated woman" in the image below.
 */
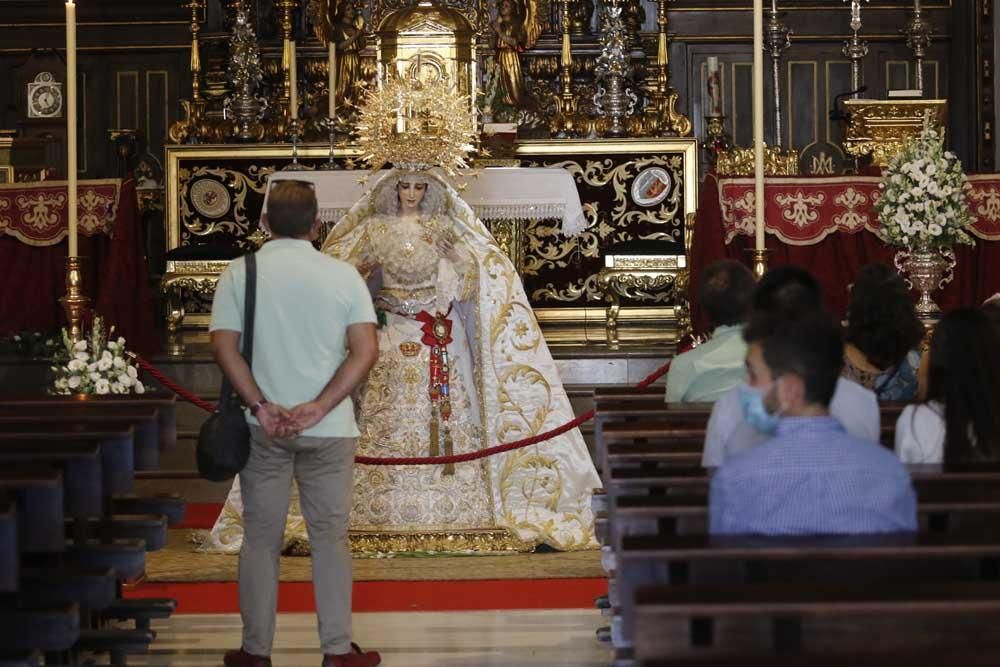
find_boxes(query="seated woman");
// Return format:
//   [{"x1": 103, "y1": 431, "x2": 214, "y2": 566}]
[
  {"x1": 842, "y1": 264, "x2": 924, "y2": 401},
  {"x1": 895, "y1": 308, "x2": 1000, "y2": 464},
  {"x1": 665, "y1": 259, "x2": 754, "y2": 403}
]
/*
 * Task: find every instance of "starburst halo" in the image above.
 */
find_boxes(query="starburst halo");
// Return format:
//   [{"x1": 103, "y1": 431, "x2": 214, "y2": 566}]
[{"x1": 355, "y1": 71, "x2": 478, "y2": 177}]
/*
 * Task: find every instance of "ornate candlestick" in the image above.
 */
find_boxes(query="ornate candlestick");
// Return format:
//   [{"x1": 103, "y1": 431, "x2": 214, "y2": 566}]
[
  {"x1": 595, "y1": 2, "x2": 630, "y2": 137},
  {"x1": 322, "y1": 116, "x2": 339, "y2": 170},
  {"x1": 228, "y1": 5, "x2": 264, "y2": 142},
  {"x1": 764, "y1": 1, "x2": 792, "y2": 148},
  {"x1": 903, "y1": 0, "x2": 932, "y2": 95},
  {"x1": 559, "y1": 0, "x2": 575, "y2": 114},
  {"x1": 60, "y1": 257, "x2": 91, "y2": 344},
  {"x1": 284, "y1": 118, "x2": 309, "y2": 171},
  {"x1": 278, "y1": 0, "x2": 297, "y2": 114},
  {"x1": 842, "y1": 0, "x2": 870, "y2": 97}
]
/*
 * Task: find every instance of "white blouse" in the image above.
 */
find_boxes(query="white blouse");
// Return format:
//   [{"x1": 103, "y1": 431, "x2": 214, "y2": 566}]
[{"x1": 895, "y1": 401, "x2": 946, "y2": 464}]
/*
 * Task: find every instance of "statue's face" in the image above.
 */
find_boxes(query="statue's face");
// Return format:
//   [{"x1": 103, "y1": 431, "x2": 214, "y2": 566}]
[
  {"x1": 397, "y1": 179, "x2": 427, "y2": 213},
  {"x1": 500, "y1": 0, "x2": 514, "y2": 15}
]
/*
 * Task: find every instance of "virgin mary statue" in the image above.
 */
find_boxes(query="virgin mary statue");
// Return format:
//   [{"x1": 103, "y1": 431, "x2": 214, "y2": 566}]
[{"x1": 201, "y1": 76, "x2": 600, "y2": 555}]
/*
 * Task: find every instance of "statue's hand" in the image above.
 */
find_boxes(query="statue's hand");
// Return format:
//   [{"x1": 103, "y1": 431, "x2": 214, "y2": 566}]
[{"x1": 437, "y1": 236, "x2": 459, "y2": 261}]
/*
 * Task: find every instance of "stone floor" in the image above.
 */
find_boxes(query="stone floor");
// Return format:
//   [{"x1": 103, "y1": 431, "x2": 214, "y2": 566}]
[{"x1": 131, "y1": 610, "x2": 613, "y2": 667}]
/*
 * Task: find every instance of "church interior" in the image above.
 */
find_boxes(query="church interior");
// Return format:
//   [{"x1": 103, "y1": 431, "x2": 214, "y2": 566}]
[{"x1": 3, "y1": 0, "x2": 1000, "y2": 665}]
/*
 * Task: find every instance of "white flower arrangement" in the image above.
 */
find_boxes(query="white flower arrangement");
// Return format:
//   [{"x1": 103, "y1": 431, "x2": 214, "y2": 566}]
[
  {"x1": 51, "y1": 316, "x2": 145, "y2": 395},
  {"x1": 875, "y1": 124, "x2": 975, "y2": 249}
]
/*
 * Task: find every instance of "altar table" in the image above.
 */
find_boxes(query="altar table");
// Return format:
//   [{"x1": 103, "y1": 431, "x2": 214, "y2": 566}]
[
  {"x1": 0, "y1": 178, "x2": 158, "y2": 354},
  {"x1": 688, "y1": 172, "x2": 1000, "y2": 334},
  {"x1": 264, "y1": 167, "x2": 587, "y2": 235}
]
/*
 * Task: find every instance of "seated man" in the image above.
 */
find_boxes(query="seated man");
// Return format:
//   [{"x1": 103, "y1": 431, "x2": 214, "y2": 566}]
[
  {"x1": 709, "y1": 310, "x2": 917, "y2": 535},
  {"x1": 666, "y1": 260, "x2": 754, "y2": 403},
  {"x1": 702, "y1": 267, "x2": 879, "y2": 467}
]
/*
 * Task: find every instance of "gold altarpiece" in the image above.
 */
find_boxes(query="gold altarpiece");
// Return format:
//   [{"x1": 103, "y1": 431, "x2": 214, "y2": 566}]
[{"x1": 164, "y1": 0, "x2": 697, "y2": 348}]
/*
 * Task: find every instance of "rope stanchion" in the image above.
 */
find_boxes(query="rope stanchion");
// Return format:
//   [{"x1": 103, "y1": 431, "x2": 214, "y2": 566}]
[
  {"x1": 135, "y1": 354, "x2": 670, "y2": 466},
  {"x1": 135, "y1": 356, "x2": 217, "y2": 413}
]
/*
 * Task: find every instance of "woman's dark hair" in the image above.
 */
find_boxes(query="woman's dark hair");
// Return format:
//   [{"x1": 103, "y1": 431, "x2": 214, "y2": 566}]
[
  {"x1": 844, "y1": 263, "x2": 924, "y2": 371},
  {"x1": 926, "y1": 308, "x2": 1000, "y2": 463},
  {"x1": 700, "y1": 260, "x2": 755, "y2": 328}
]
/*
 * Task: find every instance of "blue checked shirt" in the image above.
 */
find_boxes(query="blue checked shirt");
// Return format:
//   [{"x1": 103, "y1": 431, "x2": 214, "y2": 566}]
[{"x1": 709, "y1": 416, "x2": 917, "y2": 535}]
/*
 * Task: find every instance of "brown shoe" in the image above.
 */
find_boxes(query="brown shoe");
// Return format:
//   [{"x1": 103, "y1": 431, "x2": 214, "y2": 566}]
[
  {"x1": 224, "y1": 648, "x2": 272, "y2": 667},
  {"x1": 322, "y1": 642, "x2": 381, "y2": 667}
]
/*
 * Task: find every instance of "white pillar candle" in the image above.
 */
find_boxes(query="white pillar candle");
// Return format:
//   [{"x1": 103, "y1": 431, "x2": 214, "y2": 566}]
[
  {"x1": 66, "y1": 0, "x2": 78, "y2": 258},
  {"x1": 753, "y1": 0, "x2": 766, "y2": 252}
]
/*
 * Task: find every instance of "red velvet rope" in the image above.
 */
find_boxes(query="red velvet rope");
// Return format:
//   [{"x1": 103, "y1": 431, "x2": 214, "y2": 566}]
[{"x1": 135, "y1": 355, "x2": 671, "y2": 466}]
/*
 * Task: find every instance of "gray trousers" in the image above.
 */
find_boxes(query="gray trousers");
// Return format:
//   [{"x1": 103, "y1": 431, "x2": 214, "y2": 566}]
[{"x1": 238, "y1": 425, "x2": 356, "y2": 655}]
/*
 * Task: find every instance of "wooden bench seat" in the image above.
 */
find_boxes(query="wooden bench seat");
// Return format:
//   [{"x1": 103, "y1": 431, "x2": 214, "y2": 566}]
[
  {"x1": 0, "y1": 602, "x2": 80, "y2": 652},
  {"x1": 0, "y1": 393, "x2": 177, "y2": 451},
  {"x1": 633, "y1": 581, "x2": 1000, "y2": 660},
  {"x1": 0, "y1": 442, "x2": 104, "y2": 517},
  {"x1": 112, "y1": 494, "x2": 185, "y2": 527},
  {"x1": 67, "y1": 514, "x2": 168, "y2": 552},
  {"x1": 66, "y1": 539, "x2": 146, "y2": 582},
  {"x1": 640, "y1": 652, "x2": 1000, "y2": 667},
  {"x1": 0, "y1": 502, "x2": 17, "y2": 593},
  {"x1": 0, "y1": 471, "x2": 65, "y2": 554},
  {"x1": 19, "y1": 566, "x2": 117, "y2": 611},
  {"x1": 0, "y1": 422, "x2": 141, "y2": 482},
  {"x1": 0, "y1": 406, "x2": 161, "y2": 469}
]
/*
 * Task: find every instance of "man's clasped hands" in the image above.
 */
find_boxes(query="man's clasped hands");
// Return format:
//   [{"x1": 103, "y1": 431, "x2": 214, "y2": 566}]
[{"x1": 254, "y1": 399, "x2": 330, "y2": 438}]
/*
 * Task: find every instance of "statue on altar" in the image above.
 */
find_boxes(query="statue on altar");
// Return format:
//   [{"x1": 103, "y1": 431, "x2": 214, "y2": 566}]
[
  {"x1": 492, "y1": 0, "x2": 542, "y2": 107},
  {"x1": 201, "y1": 74, "x2": 600, "y2": 555},
  {"x1": 313, "y1": 0, "x2": 366, "y2": 107}
]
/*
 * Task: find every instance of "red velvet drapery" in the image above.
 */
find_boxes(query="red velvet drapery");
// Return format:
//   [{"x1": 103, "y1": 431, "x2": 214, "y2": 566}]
[{"x1": 0, "y1": 178, "x2": 158, "y2": 355}]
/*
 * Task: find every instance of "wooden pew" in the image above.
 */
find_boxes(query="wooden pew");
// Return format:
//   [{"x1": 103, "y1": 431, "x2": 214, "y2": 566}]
[
  {"x1": 0, "y1": 393, "x2": 177, "y2": 451},
  {"x1": 632, "y1": 580, "x2": 1000, "y2": 661},
  {"x1": 0, "y1": 442, "x2": 104, "y2": 518},
  {"x1": 0, "y1": 502, "x2": 17, "y2": 593},
  {"x1": 0, "y1": 471, "x2": 65, "y2": 554},
  {"x1": 0, "y1": 405, "x2": 161, "y2": 470},
  {"x1": 0, "y1": 396, "x2": 178, "y2": 663}
]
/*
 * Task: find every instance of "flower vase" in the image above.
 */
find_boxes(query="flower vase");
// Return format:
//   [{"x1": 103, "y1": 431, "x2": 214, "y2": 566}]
[{"x1": 895, "y1": 242, "x2": 952, "y2": 322}]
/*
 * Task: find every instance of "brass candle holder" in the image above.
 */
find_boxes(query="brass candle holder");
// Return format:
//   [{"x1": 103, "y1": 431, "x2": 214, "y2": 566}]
[{"x1": 60, "y1": 256, "x2": 91, "y2": 343}]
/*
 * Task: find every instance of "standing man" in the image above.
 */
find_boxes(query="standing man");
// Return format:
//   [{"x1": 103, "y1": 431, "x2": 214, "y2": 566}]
[{"x1": 212, "y1": 180, "x2": 381, "y2": 667}]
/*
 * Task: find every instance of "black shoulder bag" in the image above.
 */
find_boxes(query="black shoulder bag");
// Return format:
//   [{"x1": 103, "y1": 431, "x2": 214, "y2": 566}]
[{"x1": 196, "y1": 252, "x2": 257, "y2": 482}]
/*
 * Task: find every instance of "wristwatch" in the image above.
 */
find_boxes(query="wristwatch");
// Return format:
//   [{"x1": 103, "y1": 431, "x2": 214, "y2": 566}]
[{"x1": 249, "y1": 398, "x2": 268, "y2": 416}]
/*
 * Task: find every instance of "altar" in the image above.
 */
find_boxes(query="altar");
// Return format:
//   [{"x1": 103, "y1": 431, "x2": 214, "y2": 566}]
[
  {"x1": 162, "y1": 138, "x2": 698, "y2": 345},
  {"x1": 689, "y1": 172, "x2": 1000, "y2": 334}
]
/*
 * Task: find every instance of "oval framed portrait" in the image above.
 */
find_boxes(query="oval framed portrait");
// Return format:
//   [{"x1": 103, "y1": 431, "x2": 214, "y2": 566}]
[{"x1": 631, "y1": 167, "x2": 673, "y2": 208}]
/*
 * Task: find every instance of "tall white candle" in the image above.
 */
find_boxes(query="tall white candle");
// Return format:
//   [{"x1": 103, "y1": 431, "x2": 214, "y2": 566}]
[
  {"x1": 288, "y1": 40, "x2": 298, "y2": 120},
  {"x1": 66, "y1": 0, "x2": 78, "y2": 258},
  {"x1": 328, "y1": 42, "x2": 337, "y2": 119},
  {"x1": 753, "y1": 0, "x2": 766, "y2": 253}
]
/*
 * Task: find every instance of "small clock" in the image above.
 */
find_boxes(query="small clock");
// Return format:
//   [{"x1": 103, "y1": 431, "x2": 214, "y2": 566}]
[{"x1": 27, "y1": 72, "x2": 64, "y2": 119}]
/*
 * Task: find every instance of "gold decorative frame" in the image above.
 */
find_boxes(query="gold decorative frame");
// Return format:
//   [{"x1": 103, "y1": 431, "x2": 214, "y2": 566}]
[
  {"x1": 843, "y1": 99, "x2": 948, "y2": 166},
  {"x1": 515, "y1": 138, "x2": 699, "y2": 340},
  {"x1": 716, "y1": 146, "x2": 800, "y2": 176}
]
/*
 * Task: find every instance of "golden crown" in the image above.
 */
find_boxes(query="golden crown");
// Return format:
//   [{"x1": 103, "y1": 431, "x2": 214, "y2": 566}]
[{"x1": 355, "y1": 71, "x2": 477, "y2": 175}]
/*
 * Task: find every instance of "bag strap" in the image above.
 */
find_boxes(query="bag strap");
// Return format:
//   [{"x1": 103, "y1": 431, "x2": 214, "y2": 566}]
[
  {"x1": 218, "y1": 253, "x2": 257, "y2": 411},
  {"x1": 242, "y1": 252, "x2": 257, "y2": 367}
]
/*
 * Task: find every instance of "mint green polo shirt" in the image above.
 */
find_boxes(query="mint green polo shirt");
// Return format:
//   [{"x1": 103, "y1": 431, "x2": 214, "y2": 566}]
[
  {"x1": 665, "y1": 324, "x2": 747, "y2": 403},
  {"x1": 209, "y1": 238, "x2": 377, "y2": 437}
]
